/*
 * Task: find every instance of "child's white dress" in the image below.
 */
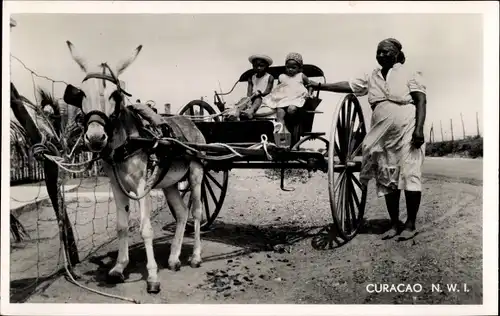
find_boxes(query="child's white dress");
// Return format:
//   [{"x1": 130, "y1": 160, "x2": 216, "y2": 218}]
[
  {"x1": 262, "y1": 73, "x2": 309, "y2": 109},
  {"x1": 251, "y1": 73, "x2": 272, "y2": 95}
]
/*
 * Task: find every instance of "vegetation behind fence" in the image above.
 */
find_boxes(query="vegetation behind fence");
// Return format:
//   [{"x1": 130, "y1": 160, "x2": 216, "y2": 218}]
[
  {"x1": 426, "y1": 135, "x2": 483, "y2": 158},
  {"x1": 10, "y1": 145, "x2": 106, "y2": 185}
]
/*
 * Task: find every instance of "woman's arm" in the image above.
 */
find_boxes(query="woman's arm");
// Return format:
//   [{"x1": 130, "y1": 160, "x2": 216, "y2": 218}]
[
  {"x1": 411, "y1": 92, "x2": 426, "y2": 130},
  {"x1": 408, "y1": 71, "x2": 427, "y2": 148},
  {"x1": 317, "y1": 81, "x2": 354, "y2": 93},
  {"x1": 410, "y1": 91, "x2": 426, "y2": 148}
]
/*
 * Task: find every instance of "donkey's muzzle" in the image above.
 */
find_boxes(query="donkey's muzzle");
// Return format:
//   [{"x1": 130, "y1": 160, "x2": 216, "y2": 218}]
[{"x1": 84, "y1": 123, "x2": 108, "y2": 152}]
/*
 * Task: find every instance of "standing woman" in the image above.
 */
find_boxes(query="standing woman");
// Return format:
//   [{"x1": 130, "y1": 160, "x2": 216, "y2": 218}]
[{"x1": 309, "y1": 38, "x2": 427, "y2": 241}]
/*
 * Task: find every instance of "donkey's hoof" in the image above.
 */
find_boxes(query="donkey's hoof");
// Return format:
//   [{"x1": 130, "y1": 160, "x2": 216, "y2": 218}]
[
  {"x1": 190, "y1": 260, "x2": 202, "y2": 268},
  {"x1": 168, "y1": 260, "x2": 181, "y2": 271},
  {"x1": 107, "y1": 270, "x2": 125, "y2": 284},
  {"x1": 146, "y1": 281, "x2": 161, "y2": 294}
]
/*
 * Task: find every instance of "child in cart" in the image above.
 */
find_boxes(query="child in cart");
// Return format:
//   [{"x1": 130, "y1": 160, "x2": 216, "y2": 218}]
[
  {"x1": 260, "y1": 52, "x2": 314, "y2": 139},
  {"x1": 225, "y1": 54, "x2": 275, "y2": 121}
]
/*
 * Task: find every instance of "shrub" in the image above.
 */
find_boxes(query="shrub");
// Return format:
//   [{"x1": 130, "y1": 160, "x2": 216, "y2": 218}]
[{"x1": 425, "y1": 137, "x2": 483, "y2": 158}]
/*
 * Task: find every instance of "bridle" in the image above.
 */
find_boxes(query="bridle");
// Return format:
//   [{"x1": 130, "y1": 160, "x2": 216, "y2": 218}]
[
  {"x1": 81, "y1": 62, "x2": 132, "y2": 133},
  {"x1": 79, "y1": 64, "x2": 173, "y2": 199}
]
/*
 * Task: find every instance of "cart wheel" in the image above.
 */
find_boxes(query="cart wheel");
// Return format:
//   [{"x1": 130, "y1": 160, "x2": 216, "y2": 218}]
[
  {"x1": 178, "y1": 100, "x2": 221, "y2": 122},
  {"x1": 328, "y1": 94, "x2": 368, "y2": 241},
  {"x1": 169, "y1": 168, "x2": 229, "y2": 231},
  {"x1": 292, "y1": 135, "x2": 329, "y2": 156}
]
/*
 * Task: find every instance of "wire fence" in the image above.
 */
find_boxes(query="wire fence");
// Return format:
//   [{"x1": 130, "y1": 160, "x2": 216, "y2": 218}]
[
  {"x1": 427, "y1": 113, "x2": 481, "y2": 144},
  {"x1": 9, "y1": 54, "x2": 169, "y2": 303},
  {"x1": 10, "y1": 174, "x2": 168, "y2": 303},
  {"x1": 10, "y1": 147, "x2": 106, "y2": 185}
]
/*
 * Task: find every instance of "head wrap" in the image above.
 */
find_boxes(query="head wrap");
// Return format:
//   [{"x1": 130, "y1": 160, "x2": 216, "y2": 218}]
[
  {"x1": 248, "y1": 54, "x2": 273, "y2": 66},
  {"x1": 285, "y1": 52, "x2": 303, "y2": 66},
  {"x1": 377, "y1": 38, "x2": 406, "y2": 64}
]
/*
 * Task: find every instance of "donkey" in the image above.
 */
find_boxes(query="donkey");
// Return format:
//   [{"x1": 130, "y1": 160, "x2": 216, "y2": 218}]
[{"x1": 62, "y1": 41, "x2": 206, "y2": 294}]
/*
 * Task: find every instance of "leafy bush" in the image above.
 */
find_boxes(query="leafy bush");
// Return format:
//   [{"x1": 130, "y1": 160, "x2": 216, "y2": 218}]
[{"x1": 426, "y1": 136, "x2": 482, "y2": 158}]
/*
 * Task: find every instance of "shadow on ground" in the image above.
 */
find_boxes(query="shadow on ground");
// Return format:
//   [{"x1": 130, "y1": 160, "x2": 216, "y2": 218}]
[
  {"x1": 10, "y1": 273, "x2": 61, "y2": 303},
  {"x1": 78, "y1": 215, "x2": 395, "y2": 290},
  {"x1": 309, "y1": 218, "x2": 393, "y2": 250},
  {"x1": 163, "y1": 218, "x2": 394, "y2": 254},
  {"x1": 84, "y1": 220, "x2": 326, "y2": 288}
]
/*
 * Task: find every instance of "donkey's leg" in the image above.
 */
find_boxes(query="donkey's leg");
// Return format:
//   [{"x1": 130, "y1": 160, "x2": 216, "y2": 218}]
[
  {"x1": 107, "y1": 174, "x2": 130, "y2": 282},
  {"x1": 162, "y1": 186, "x2": 189, "y2": 271},
  {"x1": 188, "y1": 161, "x2": 204, "y2": 268},
  {"x1": 137, "y1": 179, "x2": 160, "y2": 293}
]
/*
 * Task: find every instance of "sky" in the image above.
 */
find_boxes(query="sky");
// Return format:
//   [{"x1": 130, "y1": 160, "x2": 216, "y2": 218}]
[{"x1": 10, "y1": 13, "x2": 483, "y2": 140}]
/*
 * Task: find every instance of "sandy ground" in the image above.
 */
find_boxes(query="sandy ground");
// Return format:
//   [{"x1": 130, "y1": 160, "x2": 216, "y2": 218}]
[{"x1": 10, "y1": 168, "x2": 482, "y2": 305}]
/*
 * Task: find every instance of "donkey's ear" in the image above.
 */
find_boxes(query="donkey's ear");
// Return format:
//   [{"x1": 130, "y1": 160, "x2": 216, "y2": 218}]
[
  {"x1": 115, "y1": 45, "x2": 143, "y2": 76},
  {"x1": 66, "y1": 40, "x2": 88, "y2": 72},
  {"x1": 63, "y1": 84, "x2": 85, "y2": 108}
]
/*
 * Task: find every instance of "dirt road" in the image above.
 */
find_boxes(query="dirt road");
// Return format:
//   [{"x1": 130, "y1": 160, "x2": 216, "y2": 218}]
[
  {"x1": 18, "y1": 168, "x2": 482, "y2": 305},
  {"x1": 422, "y1": 157, "x2": 482, "y2": 184}
]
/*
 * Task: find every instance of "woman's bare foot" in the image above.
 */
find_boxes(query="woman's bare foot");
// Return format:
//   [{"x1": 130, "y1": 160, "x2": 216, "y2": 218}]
[
  {"x1": 397, "y1": 222, "x2": 418, "y2": 241},
  {"x1": 381, "y1": 221, "x2": 403, "y2": 240},
  {"x1": 397, "y1": 228, "x2": 418, "y2": 241},
  {"x1": 381, "y1": 226, "x2": 399, "y2": 240}
]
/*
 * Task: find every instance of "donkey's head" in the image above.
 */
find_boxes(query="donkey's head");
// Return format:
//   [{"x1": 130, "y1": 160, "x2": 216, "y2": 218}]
[{"x1": 63, "y1": 41, "x2": 143, "y2": 152}]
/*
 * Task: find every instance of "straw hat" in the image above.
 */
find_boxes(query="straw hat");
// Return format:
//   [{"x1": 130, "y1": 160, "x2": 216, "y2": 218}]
[{"x1": 248, "y1": 54, "x2": 273, "y2": 66}]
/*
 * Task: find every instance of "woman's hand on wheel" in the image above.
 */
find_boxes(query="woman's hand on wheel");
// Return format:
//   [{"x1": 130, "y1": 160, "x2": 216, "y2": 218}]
[{"x1": 411, "y1": 128, "x2": 425, "y2": 148}]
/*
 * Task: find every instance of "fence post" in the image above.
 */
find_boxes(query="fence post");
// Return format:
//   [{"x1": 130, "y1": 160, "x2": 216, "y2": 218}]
[
  {"x1": 440, "y1": 120, "x2": 444, "y2": 141},
  {"x1": 460, "y1": 113, "x2": 466, "y2": 139},
  {"x1": 450, "y1": 118, "x2": 454, "y2": 141},
  {"x1": 476, "y1": 112, "x2": 480, "y2": 137}
]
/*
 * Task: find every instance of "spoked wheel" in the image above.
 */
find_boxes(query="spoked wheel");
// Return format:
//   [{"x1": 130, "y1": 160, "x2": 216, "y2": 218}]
[
  {"x1": 172, "y1": 100, "x2": 227, "y2": 231},
  {"x1": 178, "y1": 100, "x2": 221, "y2": 122},
  {"x1": 169, "y1": 168, "x2": 229, "y2": 231},
  {"x1": 328, "y1": 94, "x2": 368, "y2": 241},
  {"x1": 292, "y1": 134, "x2": 329, "y2": 172},
  {"x1": 292, "y1": 134, "x2": 329, "y2": 156}
]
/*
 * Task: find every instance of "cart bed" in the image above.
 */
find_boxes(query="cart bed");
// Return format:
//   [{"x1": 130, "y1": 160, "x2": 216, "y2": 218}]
[{"x1": 193, "y1": 120, "x2": 275, "y2": 145}]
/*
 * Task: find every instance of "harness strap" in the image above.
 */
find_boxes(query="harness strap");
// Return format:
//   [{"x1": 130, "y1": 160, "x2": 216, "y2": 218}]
[{"x1": 82, "y1": 63, "x2": 132, "y2": 97}]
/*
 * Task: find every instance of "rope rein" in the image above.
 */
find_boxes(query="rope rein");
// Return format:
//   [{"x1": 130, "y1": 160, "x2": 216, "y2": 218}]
[{"x1": 34, "y1": 133, "x2": 277, "y2": 200}]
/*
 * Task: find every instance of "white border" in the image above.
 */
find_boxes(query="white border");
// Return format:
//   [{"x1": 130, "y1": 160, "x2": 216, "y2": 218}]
[{"x1": 2, "y1": 1, "x2": 498, "y2": 316}]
